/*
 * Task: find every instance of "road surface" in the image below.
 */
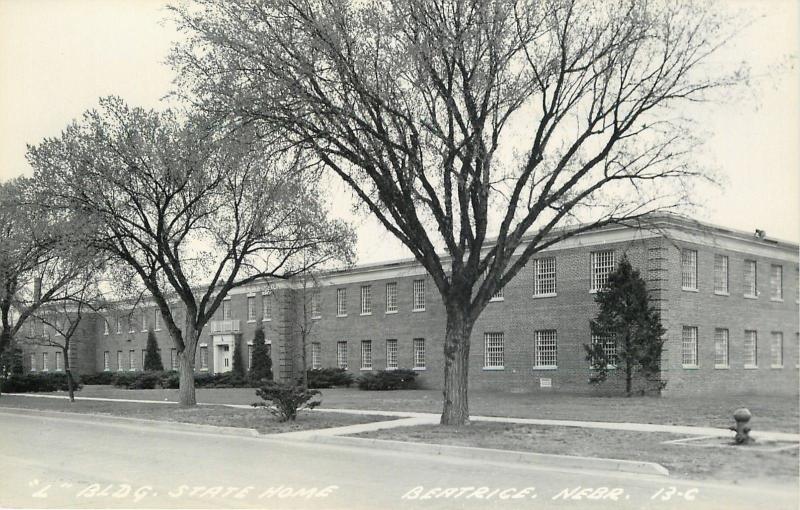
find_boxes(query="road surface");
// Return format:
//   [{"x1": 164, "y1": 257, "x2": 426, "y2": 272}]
[{"x1": 0, "y1": 410, "x2": 796, "y2": 509}]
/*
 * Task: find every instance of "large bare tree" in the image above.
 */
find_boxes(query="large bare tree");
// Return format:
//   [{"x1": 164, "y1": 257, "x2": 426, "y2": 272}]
[
  {"x1": 28, "y1": 97, "x2": 355, "y2": 406},
  {"x1": 171, "y1": 0, "x2": 741, "y2": 423}
]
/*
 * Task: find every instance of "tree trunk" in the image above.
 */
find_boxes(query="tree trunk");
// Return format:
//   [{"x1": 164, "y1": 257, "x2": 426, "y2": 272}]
[
  {"x1": 64, "y1": 346, "x2": 74, "y2": 402},
  {"x1": 440, "y1": 304, "x2": 473, "y2": 426},
  {"x1": 0, "y1": 328, "x2": 11, "y2": 397},
  {"x1": 625, "y1": 361, "x2": 633, "y2": 396},
  {"x1": 178, "y1": 324, "x2": 199, "y2": 407}
]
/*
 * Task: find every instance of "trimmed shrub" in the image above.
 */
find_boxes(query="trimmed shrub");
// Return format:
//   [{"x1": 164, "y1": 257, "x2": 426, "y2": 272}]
[
  {"x1": 357, "y1": 369, "x2": 418, "y2": 391},
  {"x1": 79, "y1": 372, "x2": 116, "y2": 385},
  {"x1": 159, "y1": 371, "x2": 180, "y2": 389},
  {"x1": 194, "y1": 372, "x2": 252, "y2": 388},
  {"x1": 252, "y1": 381, "x2": 321, "y2": 421},
  {"x1": 306, "y1": 367, "x2": 354, "y2": 389},
  {"x1": 2, "y1": 373, "x2": 83, "y2": 393},
  {"x1": 249, "y1": 327, "x2": 273, "y2": 383},
  {"x1": 112, "y1": 371, "x2": 163, "y2": 389}
]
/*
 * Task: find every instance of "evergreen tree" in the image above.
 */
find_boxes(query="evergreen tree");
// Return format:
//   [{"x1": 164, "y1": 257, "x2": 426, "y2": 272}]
[
  {"x1": 584, "y1": 256, "x2": 666, "y2": 395},
  {"x1": 231, "y1": 340, "x2": 245, "y2": 377},
  {"x1": 249, "y1": 326, "x2": 273, "y2": 383},
  {"x1": 143, "y1": 329, "x2": 164, "y2": 371}
]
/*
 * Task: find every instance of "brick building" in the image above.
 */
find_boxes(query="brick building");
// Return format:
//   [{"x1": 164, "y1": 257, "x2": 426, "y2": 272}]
[{"x1": 20, "y1": 214, "x2": 800, "y2": 396}]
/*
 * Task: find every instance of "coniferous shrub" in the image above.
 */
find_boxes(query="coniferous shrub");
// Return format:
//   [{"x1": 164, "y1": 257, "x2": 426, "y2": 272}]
[
  {"x1": 306, "y1": 367, "x2": 355, "y2": 388},
  {"x1": 249, "y1": 326, "x2": 273, "y2": 383},
  {"x1": 356, "y1": 369, "x2": 418, "y2": 390},
  {"x1": 232, "y1": 340, "x2": 245, "y2": 377},
  {"x1": 143, "y1": 330, "x2": 164, "y2": 371},
  {"x1": 252, "y1": 381, "x2": 321, "y2": 421}
]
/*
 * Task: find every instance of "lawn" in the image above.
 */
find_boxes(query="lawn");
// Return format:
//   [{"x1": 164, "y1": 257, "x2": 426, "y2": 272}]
[
  {"x1": 25, "y1": 385, "x2": 799, "y2": 433},
  {"x1": 0, "y1": 395, "x2": 393, "y2": 434},
  {"x1": 355, "y1": 422, "x2": 800, "y2": 485}
]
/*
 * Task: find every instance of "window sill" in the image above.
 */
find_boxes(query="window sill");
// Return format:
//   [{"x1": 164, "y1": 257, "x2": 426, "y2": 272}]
[
  {"x1": 336, "y1": 314, "x2": 347, "y2": 318},
  {"x1": 489, "y1": 297, "x2": 504, "y2": 303},
  {"x1": 412, "y1": 367, "x2": 426, "y2": 371},
  {"x1": 532, "y1": 366, "x2": 557, "y2": 371},
  {"x1": 262, "y1": 319, "x2": 272, "y2": 322},
  {"x1": 141, "y1": 330, "x2": 148, "y2": 333},
  {"x1": 713, "y1": 291, "x2": 729, "y2": 296},
  {"x1": 412, "y1": 309, "x2": 426, "y2": 313},
  {"x1": 385, "y1": 366, "x2": 398, "y2": 371},
  {"x1": 744, "y1": 365, "x2": 758, "y2": 370},
  {"x1": 770, "y1": 298, "x2": 784, "y2": 303},
  {"x1": 482, "y1": 366, "x2": 504, "y2": 371},
  {"x1": 360, "y1": 367, "x2": 372, "y2": 371},
  {"x1": 681, "y1": 365, "x2": 699, "y2": 370},
  {"x1": 385, "y1": 310, "x2": 398, "y2": 315},
  {"x1": 771, "y1": 365, "x2": 784, "y2": 369},
  {"x1": 247, "y1": 320, "x2": 256, "y2": 324},
  {"x1": 312, "y1": 316, "x2": 321, "y2": 320},
  {"x1": 681, "y1": 288, "x2": 699, "y2": 293},
  {"x1": 360, "y1": 312, "x2": 372, "y2": 316},
  {"x1": 714, "y1": 365, "x2": 730, "y2": 370},
  {"x1": 743, "y1": 294, "x2": 758, "y2": 300},
  {"x1": 532, "y1": 293, "x2": 557, "y2": 299}
]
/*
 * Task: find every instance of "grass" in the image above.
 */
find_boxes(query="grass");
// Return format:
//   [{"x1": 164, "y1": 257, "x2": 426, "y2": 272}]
[
  {"x1": 355, "y1": 422, "x2": 800, "y2": 485},
  {"x1": 0, "y1": 395, "x2": 393, "y2": 434},
  {"x1": 32, "y1": 385, "x2": 800, "y2": 433}
]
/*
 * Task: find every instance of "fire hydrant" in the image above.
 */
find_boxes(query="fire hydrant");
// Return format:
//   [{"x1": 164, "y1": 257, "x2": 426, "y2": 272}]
[{"x1": 730, "y1": 408, "x2": 755, "y2": 445}]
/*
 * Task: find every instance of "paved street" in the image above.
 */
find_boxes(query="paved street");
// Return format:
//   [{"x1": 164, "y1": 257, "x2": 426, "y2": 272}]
[{"x1": 0, "y1": 410, "x2": 796, "y2": 510}]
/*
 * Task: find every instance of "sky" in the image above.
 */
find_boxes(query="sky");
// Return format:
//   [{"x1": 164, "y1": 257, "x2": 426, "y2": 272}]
[{"x1": 0, "y1": 0, "x2": 798, "y2": 266}]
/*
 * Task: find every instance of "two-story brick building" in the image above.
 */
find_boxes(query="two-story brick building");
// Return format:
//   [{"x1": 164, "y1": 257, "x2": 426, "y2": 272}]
[{"x1": 20, "y1": 214, "x2": 800, "y2": 396}]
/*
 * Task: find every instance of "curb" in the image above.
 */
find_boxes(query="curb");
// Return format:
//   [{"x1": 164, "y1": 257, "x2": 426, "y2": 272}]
[
  {"x1": 0, "y1": 407, "x2": 261, "y2": 438},
  {"x1": 303, "y1": 434, "x2": 670, "y2": 477}
]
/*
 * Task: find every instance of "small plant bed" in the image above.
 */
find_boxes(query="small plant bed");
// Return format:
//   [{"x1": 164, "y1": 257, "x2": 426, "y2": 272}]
[
  {"x1": 0, "y1": 395, "x2": 394, "y2": 434},
  {"x1": 355, "y1": 422, "x2": 799, "y2": 484}
]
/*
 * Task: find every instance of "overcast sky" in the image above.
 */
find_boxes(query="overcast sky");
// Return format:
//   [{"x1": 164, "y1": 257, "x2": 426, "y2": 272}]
[{"x1": 1, "y1": 0, "x2": 798, "y2": 265}]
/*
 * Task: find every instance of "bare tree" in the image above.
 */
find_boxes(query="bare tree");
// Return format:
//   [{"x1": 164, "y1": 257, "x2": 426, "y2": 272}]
[
  {"x1": 27, "y1": 97, "x2": 355, "y2": 406},
  {"x1": 171, "y1": 0, "x2": 742, "y2": 423},
  {"x1": 288, "y1": 259, "x2": 321, "y2": 390}
]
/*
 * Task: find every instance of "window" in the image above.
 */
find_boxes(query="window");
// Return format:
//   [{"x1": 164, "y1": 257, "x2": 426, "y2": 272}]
[
  {"x1": 385, "y1": 282, "x2": 398, "y2": 313},
  {"x1": 744, "y1": 330, "x2": 758, "y2": 368},
  {"x1": 771, "y1": 332, "x2": 783, "y2": 368},
  {"x1": 199, "y1": 346, "x2": 208, "y2": 370},
  {"x1": 128, "y1": 314, "x2": 136, "y2": 333},
  {"x1": 129, "y1": 350, "x2": 136, "y2": 371},
  {"x1": 141, "y1": 311, "x2": 148, "y2": 332},
  {"x1": 55, "y1": 351, "x2": 63, "y2": 371},
  {"x1": 103, "y1": 351, "x2": 110, "y2": 371},
  {"x1": 533, "y1": 257, "x2": 557, "y2": 296},
  {"x1": 413, "y1": 280, "x2": 426, "y2": 311},
  {"x1": 484, "y1": 332, "x2": 504, "y2": 369},
  {"x1": 222, "y1": 299, "x2": 231, "y2": 320},
  {"x1": 744, "y1": 260, "x2": 757, "y2": 297},
  {"x1": 770, "y1": 265, "x2": 783, "y2": 301},
  {"x1": 590, "y1": 333, "x2": 617, "y2": 368},
  {"x1": 681, "y1": 249, "x2": 698, "y2": 291},
  {"x1": 590, "y1": 251, "x2": 615, "y2": 292},
  {"x1": 361, "y1": 340, "x2": 372, "y2": 369},
  {"x1": 28, "y1": 318, "x2": 36, "y2": 336},
  {"x1": 30, "y1": 353, "x2": 36, "y2": 372},
  {"x1": 360, "y1": 285, "x2": 372, "y2": 315},
  {"x1": 490, "y1": 287, "x2": 504, "y2": 301},
  {"x1": 170, "y1": 348, "x2": 178, "y2": 370},
  {"x1": 681, "y1": 326, "x2": 698, "y2": 367},
  {"x1": 311, "y1": 292, "x2": 321, "y2": 319},
  {"x1": 116, "y1": 351, "x2": 123, "y2": 371},
  {"x1": 712, "y1": 254, "x2": 729, "y2": 294},
  {"x1": 714, "y1": 329, "x2": 729, "y2": 368},
  {"x1": 247, "y1": 343, "x2": 253, "y2": 369},
  {"x1": 42, "y1": 352, "x2": 49, "y2": 372},
  {"x1": 262, "y1": 291, "x2": 272, "y2": 321},
  {"x1": 247, "y1": 296, "x2": 256, "y2": 321},
  {"x1": 534, "y1": 330, "x2": 557, "y2": 369},
  {"x1": 386, "y1": 339, "x2": 398, "y2": 369},
  {"x1": 311, "y1": 342, "x2": 321, "y2": 369},
  {"x1": 337, "y1": 288, "x2": 347, "y2": 316},
  {"x1": 116, "y1": 316, "x2": 122, "y2": 334},
  {"x1": 337, "y1": 341, "x2": 348, "y2": 369},
  {"x1": 154, "y1": 309, "x2": 161, "y2": 331},
  {"x1": 103, "y1": 320, "x2": 109, "y2": 336},
  {"x1": 413, "y1": 338, "x2": 426, "y2": 369}
]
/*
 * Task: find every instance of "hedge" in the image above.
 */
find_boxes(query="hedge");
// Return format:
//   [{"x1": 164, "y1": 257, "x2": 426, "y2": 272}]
[
  {"x1": 1, "y1": 373, "x2": 82, "y2": 393},
  {"x1": 79, "y1": 370, "x2": 255, "y2": 389},
  {"x1": 356, "y1": 369, "x2": 418, "y2": 391},
  {"x1": 306, "y1": 368, "x2": 355, "y2": 389}
]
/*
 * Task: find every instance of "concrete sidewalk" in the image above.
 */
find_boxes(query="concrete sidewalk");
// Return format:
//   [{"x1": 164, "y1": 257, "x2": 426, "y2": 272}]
[{"x1": 7, "y1": 392, "x2": 800, "y2": 442}]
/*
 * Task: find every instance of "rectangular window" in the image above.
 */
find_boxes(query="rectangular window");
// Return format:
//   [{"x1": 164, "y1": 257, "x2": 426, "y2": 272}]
[
  {"x1": 590, "y1": 333, "x2": 617, "y2": 368},
  {"x1": 116, "y1": 351, "x2": 123, "y2": 371},
  {"x1": 42, "y1": 352, "x2": 49, "y2": 372},
  {"x1": 30, "y1": 353, "x2": 36, "y2": 372},
  {"x1": 361, "y1": 340, "x2": 372, "y2": 370},
  {"x1": 116, "y1": 316, "x2": 122, "y2": 334},
  {"x1": 386, "y1": 339, "x2": 398, "y2": 369},
  {"x1": 55, "y1": 351, "x2": 63, "y2": 371},
  {"x1": 337, "y1": 341, "x2": 348, "y2": 369},
  {"x1": 681, "y1": 326, "x2": 698, "y2": 367},
  {"x1": 714, "y1": 328, "x2": 729, "y2": 368},
  {"x1": 771, "y1": 332, "x2": 783, "y2": 368},
  {"x1": 744, "y1": 260, "x2": 757, "y2": 297},
  {"x1": 533, "y1": 257, "x2": 557, "y2": 296},
  {"x1": 170, "y1": 348, "x2": 177, "y2": 370},
  {"x1": 129, "y1": 350, "x2": 136, "y2": 371},
  {"x1": 311, "y1": 342, "x2": 321, "y2": 369},
  {"x1": 681, "y1": 249, "x2": 698, "y2": 291},
  {"x1": 413, "y1": 280, "x2": 426, "y2": 311},
  {"x1": 744, "y1": 330, "x2": 758, "y2": 368},
  {"x1": 141, "y1": 311, "x2": 147, "y2": 332},
  {"x1": 128, "y1": 314, "x2": 136, "y2": 333},
  {"x1": 311, "y1": 292, "x2": 321, "y2": 319},
  {"x1": 337, "y1": 288, "x2": 347, "y2": 317},
  {"x1": 484, "y1": 332, "x2": 504, "y2": 369},
  {"x1": 222, "y1": 299, "x2": 231, "y2": 320},
  {"x1": 247, "y1": 296, "x2": 256, "y2": 321},
  {"x1": 103, "y1": 319, "x2": 110, "y2": 335},
  {"x1": 103, "y1": 351, "x2": 109, "y2": 371},
  {"x1": 590, "y1": 251, "x2": 615, "y2": 292},
  {"x1": 360, "y1": 285, "x2": 372, "y2": 315},
  {"x1": 199, "y1": 346, "x2": 208, "y2": 370},
  {"x1": 262, "y1": 291, "x2": 272, "y2": 321},
  {"x1": 385, "y1": 282, "x2": 398, "y2": 313},
  {"x1": 770, "y1": 265, "x2": 783, "y2": 300},
  {"x1": 154, "y1": 309, "x2": 161, "y2": 331},
  {"x1": 413, "y1": 338, "x2": 426, "y2": 369},
  {"x1": 534, "y1": 330, "x2": 557, "y2": 369},
  {"x1": 713, "y1": 254, "x2": 729, "y2": 294},
  {"x1": 247, "y1": 343, "x2": 253, "y2": 369}
]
